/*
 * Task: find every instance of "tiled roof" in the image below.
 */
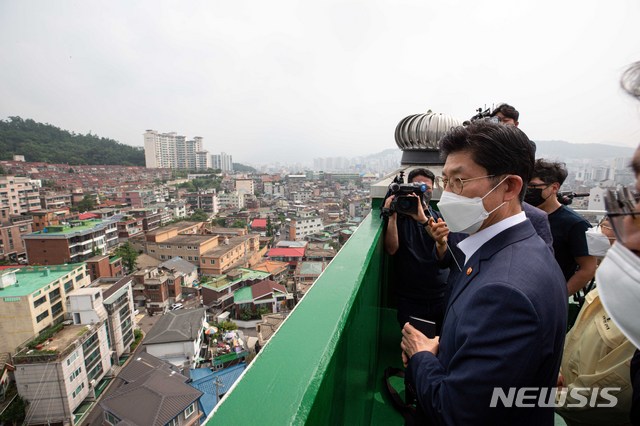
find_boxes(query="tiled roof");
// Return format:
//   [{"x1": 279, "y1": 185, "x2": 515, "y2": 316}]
[
  {"x1": 159, "y1": 257, "x2": 197, "y2": 275},
  {"x1": 251, "y1": 218, "x2": 267, "y2": 228},
  {"x1": 267, "y1": 247, "x2": 305, "y2": 258},
  {"x1": 251, "y1": 260, "x2": 289, "y2": 275},
  {"x1": 101, "y1": 356, "x2": 201, "y2": 426},
  {"x1": 143, "y1": 308, "x2": 206, "y2": 345},
  {"x1": 251, "y1": 280, "x2": 287, "y2": 299}
]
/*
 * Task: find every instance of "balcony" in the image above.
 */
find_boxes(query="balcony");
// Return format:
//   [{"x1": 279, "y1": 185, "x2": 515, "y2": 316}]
[{"x1": 207, "y1": 197, "x2": 404, "y2": 424}]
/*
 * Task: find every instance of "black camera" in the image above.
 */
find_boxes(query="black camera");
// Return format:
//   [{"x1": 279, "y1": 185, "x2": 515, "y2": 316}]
[
  {"x1": 388, "y1": 182, "x2": 430, "y2": 215},
  {"x1": 463, "y1": 106, "x2": 499, "y2": 125},
  {"x1": 557, "y1": 191, "x2": 590, "y2": 206}
]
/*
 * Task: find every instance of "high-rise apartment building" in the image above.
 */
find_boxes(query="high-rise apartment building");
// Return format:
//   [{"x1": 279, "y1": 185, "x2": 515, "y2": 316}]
[
  {"x1": 211, "y1": 152, "x2": 233, "y2": 172},
  {"x1": 144, "y1": 131, "x2": 209, "y2": 170}
]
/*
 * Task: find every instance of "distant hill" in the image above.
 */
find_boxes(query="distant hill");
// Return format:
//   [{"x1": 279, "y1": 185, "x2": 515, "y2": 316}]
[
  {"x1": 534, "y1": 140, "x2": 635, "y2": 160},
  {"x1": 233, "y1": 163, "x2": 257, "y2": 173},
  {"x1": 0, "y1": 116, "x2": 145, "y2": 166}
]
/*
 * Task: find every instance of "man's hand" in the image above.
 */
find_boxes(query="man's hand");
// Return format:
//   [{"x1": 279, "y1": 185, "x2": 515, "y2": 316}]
[
  {"x1": 406, "y1": 193, "x2": 430, "y2": 224},
  {"x1": 401, "y1": 322, "x2": 439, "y2": 364},
  {"x1": 383, "y1": 195, "x2": 397, "y2": 219},
  {"x1": 428, "y1": 217, "x2": 449, "y2": 245}
]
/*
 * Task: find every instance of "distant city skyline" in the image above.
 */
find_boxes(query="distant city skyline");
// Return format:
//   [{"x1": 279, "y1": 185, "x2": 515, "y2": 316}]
[{"x1": 1, "y1": 1, "x2": 640, "y2": 165}]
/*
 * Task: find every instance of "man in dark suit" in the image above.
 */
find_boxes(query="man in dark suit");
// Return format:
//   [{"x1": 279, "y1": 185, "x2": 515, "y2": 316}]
[{"x1": 401, "y1": 121, "x2": 567, "y2": 425}]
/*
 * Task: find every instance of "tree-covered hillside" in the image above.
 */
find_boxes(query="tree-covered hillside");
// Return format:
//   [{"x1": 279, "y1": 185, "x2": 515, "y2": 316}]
[{"x1": 0, "y1": 116, "x2": 145, "y2": 165}]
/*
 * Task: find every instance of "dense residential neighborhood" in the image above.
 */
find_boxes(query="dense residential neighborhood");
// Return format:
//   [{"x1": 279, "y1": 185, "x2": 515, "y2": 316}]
[{"x1": 0, "y1": 154, "x2": 373, "y2": 425}]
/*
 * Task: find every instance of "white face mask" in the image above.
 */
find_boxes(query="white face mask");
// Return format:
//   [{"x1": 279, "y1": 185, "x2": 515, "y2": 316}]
[
  {"x1": 597, "y1": 242, "x2": 640, "y2": 349},
  {"x1": 436, "y1": 176, "x2": 508, "y2": 234},
  {"x1": 585, "y1": 227, "x2": 613, "y2": 257}
]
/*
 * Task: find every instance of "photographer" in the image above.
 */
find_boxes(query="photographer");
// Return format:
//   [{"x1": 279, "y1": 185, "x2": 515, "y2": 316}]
[{"x1": 383, "y1": 168, "x2": 449, "y2": 332}]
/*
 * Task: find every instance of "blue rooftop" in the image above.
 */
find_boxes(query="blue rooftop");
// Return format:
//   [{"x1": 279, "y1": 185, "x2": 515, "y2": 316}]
[{"x1": 190, "y1": 363, "x2": 246, "y2": 416}]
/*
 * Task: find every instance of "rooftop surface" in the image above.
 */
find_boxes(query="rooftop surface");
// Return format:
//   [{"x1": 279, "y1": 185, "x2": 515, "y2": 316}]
[
  {"x1": 0, "y1": 264, "x2": 84, "y2": 297},
  {"x1": 24, "y1": 219, "x2": 110, "y2": 237},
  {"x1": 201, "y1": 268, "x2": 270, "y2": 291},
  {"x1": 297, "y1": 261, "x2": 326, "y2": 276},
  {"x1": 234, "y1": 280, "x2": 286, "y2": 304},
  {"x1": 47, "y1": 324, "x2": 89, "y2": 352},
  {"x1": 143, "y1": 308, "x2": 206, "y2": 345},
  {"x1": 190, "y1": 363, "x2": 246, "y2": 417},
  {"x1": 201, "y1": 235, "x2": 253, "y2": 257},
  {"x1": 162, "y1": 234, "x2": 216, "y2": 245},
  {"x1": 267, "y1": 247, "x2": 306, "y2": 257}
]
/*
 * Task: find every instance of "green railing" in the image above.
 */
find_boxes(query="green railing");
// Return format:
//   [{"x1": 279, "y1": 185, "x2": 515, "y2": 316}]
[{"x1": 207, "y1": 209, "x2": 402, "y2": 424}]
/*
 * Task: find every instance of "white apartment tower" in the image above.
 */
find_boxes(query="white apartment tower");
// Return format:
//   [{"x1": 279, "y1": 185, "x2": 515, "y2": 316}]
[
  {"x1": 211, "y1": 152, "x2": 233, "y2": 172},
  {"x1": 144, "y1": 130, "x2": 209, "y2": 170}
]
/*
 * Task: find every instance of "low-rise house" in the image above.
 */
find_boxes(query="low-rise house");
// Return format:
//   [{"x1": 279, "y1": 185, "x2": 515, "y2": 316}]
[
  {"x1": 100, "y1": 352, "x2": 203, "y2": 426},
  {"x1": 27, "y1": 208, "x2": 72, "y2": 232},
  {"x1": 117, "y1": 215, "x2": 145, "y2": 241},
  {"x1": 200, "y1": 269, "x2": 270, "y2": 311},
  {"x1": 159, "y1": 257, "x2": 198, "y2": 287},
  {"x1": 143, "y1": 308, "x2": 207, "y2": 369},
  {"x1": 199, "y1": 234, "x2": 261, "y2": 276},
  {"x1": 132, "y1": 267, "x2": 183, "y2": 314},
  {"x1": 266, "y1": 246, "x2": 306, "y2": 270},
  {"x1": 294, "y1": 261, "x2": 328, "y2": 293},
  {"x1": 233, "y1": 279, "x2": 292, "y2": 320},
  {"x1": 251, "y1": 259, "x2": 290, "y2": 282},
  {"x1": 0, "y1": 215, "x2": 32, "y2": 262},
  {"x1": 85, "y1": 254, "x2": 123, "y2": 281}
]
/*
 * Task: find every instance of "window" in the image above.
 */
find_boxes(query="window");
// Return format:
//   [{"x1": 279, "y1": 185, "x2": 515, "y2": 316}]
[
  {"x1": 165, "y1": 418, "x2": 179, "y2": 426},
  {"x1": 72, "y1": 382, "x2": 85, "y2": 398},
  {"x1": 67, "y1": 351, "x2": 78, "y2": 365},
  {"x1": 104, "y1": 411, "x2": 120, "y2": 425},
  {"x1": 69, "y1": 366, "x2": 82, "y2": 382},
  {"x1": 36, "y1": 310, "x2": 49, "y2": 323},
  {"x1": 210, "y1": 259, "x2": 215, "y2": 265},
  {"x1": 184, "y1": 402, "x2": 196, "y2": 418}
]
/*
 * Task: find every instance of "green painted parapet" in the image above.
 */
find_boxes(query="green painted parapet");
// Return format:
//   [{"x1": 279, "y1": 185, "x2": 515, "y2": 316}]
[{"x1": 207, "y1": 211, "x2": 390, "y2": 425}]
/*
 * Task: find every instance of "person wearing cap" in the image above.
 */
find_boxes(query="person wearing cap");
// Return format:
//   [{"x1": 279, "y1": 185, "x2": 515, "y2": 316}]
[{"x1": 596, "y1": 60, "x2": 640, "y2": 425}]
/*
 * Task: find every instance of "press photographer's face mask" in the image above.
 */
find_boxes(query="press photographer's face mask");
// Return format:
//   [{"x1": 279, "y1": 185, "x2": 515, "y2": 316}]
[
  {"x1": 436, "y1": 176, "x2": 508, "y2": 234},
  {"x1": 597, "y1": 242, "x2": 640, "y2": 349}
]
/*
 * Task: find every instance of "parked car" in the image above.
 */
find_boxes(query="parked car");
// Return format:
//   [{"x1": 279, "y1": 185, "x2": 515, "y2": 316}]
[{"x1": 170, "y1": 303, "x2": 183, "y2": 310}]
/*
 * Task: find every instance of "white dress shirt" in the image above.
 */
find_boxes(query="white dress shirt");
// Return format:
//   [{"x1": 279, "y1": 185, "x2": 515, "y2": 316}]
[{"x1": 457, "y1": 211, "x2": 526, "y2": 265}]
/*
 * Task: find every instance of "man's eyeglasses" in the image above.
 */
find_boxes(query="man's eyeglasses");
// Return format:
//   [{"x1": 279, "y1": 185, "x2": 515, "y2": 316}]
[
  {"x1": 434, "y1": 175, "x2": 495, "y2": 195},
  {"x1": 604, "y1": 187, "x2": 640, "y2": 247}
]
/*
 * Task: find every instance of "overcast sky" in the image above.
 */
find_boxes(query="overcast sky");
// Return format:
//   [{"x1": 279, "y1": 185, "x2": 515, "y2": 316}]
[{"x1": 1, "y1": 1, "x2": 640, "y2": 165}]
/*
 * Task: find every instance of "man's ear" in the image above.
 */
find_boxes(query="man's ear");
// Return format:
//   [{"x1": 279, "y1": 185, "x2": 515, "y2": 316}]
[
  {"x1": 503, "y1": 175, "x2": 523, "y2": 201},
  {"x1": 551, "y1": 182, "x2": 561, "y2": 194}
]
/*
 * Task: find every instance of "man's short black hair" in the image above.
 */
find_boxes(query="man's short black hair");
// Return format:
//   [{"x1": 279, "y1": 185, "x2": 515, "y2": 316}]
[
  {"x1": 408, "y1": 168, "x2": 435, "y2": 184},
  {"x1": 491, "y1": 103, "x2": 519, "y2": 122},
  {"x1": 439, "y1": 121, "x2": 534, "y2": 201},
  {"x1": 533, "y1": 159, "x2": 568, "y2": 186}
]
